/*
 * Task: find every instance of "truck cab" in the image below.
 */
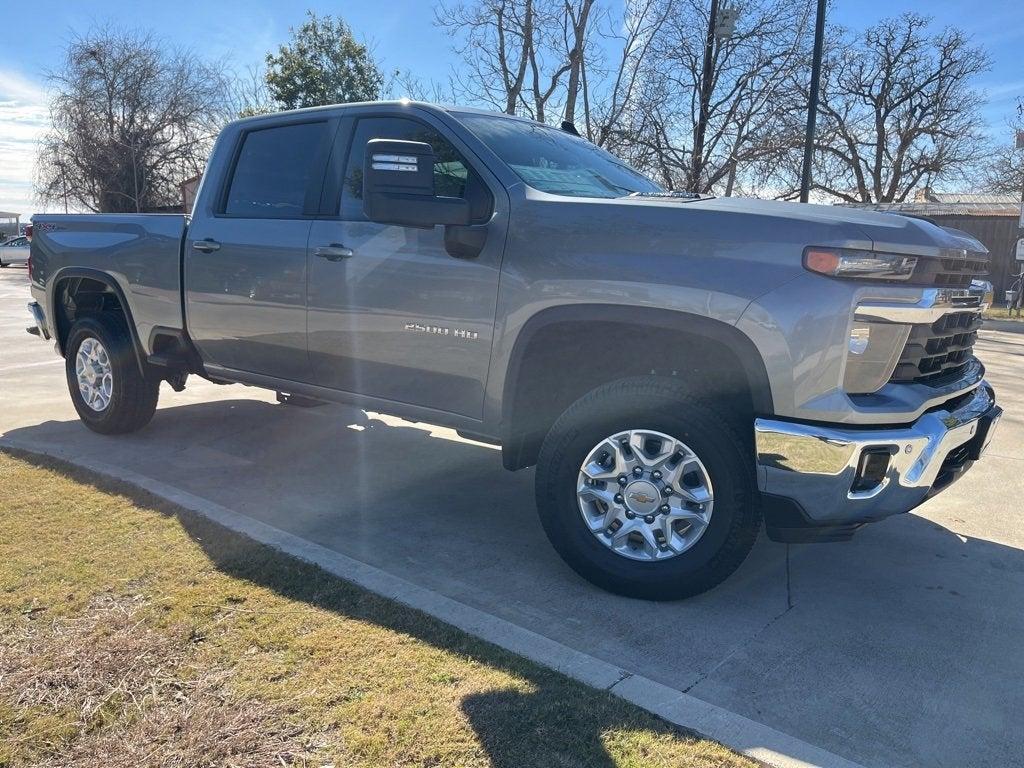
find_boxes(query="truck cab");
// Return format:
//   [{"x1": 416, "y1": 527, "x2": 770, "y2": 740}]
[{"x1": 185, "y1": 104, "x2": 508, "y2": 422}]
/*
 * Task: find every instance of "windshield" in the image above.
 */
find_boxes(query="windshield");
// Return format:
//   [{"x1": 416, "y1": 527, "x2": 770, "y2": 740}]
[{"x1": 457, "y1": 113, "x2": 662, "y2": 199}]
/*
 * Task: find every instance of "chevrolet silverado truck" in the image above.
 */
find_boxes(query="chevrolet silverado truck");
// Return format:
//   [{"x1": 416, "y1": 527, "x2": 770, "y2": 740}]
[{"x1": 27, "y1": 101, "x2": 1002, "y2": 600}]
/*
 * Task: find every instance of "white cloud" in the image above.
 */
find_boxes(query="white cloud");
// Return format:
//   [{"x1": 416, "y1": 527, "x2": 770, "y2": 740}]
[
  {"x1": 980, "y1": 79, "x2": 1024, "y2": 105},
  {"x1": 0, "y1": 69, "x2": 50, "y2": 219},
  {"x1": 0, "y1": 68, "x2": 49, "y2": 104}
]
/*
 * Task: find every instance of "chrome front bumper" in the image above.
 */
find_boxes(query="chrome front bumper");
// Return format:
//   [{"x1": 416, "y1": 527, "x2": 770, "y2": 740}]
[{"x1": 755, "y1": 383, "x2": 1000, "y2": 526}]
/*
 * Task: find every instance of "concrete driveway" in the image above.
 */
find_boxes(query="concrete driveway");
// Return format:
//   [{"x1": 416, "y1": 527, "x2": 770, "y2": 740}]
[{"x1": 2, "y1": 266, "x2": 1021, "y2": 768}]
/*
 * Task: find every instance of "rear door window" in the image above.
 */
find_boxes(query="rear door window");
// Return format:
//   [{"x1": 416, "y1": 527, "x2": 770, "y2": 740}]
[{"x1": 224, "y1": 121, "x2": 329, "y2": 218}]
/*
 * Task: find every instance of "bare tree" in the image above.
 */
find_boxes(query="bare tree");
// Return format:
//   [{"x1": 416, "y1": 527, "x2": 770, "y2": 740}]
[
  {"x1": 36, "y1": 27, "x2": 230, "y2": 213},
  {"x1": 578, "y1": 0, "x2": 675, "y2": 150},
  {"x1": 227, "y1": 64, "x2": 275, "y2": 118},
  {"x1": 436, "y1": 0, "x2": 599, "y2": 120},
  {"x1": 385, "y1": 68, "x2": 455, "y2": 103},
  {"x1": 436, "y1": 0, "x2": 533, "y2": 114},
  {"x1": 985, "y1": 144, "x2": 1024, "y2": 198},
  {"x1": 562, "y1": 0, "x2": 596, "y2": 125},
  {"x1": 615, "y1": 0, "x2": 813, "y2": 194},
  {"x1": 433, "y1": 2, "x2": 992, "y2": 204},
  {"x1": 435, "y1": 0, "x2": 815, "y2": 196},
  {"x1": 794, "y1": 14, "x2": 990, "y2": 203},
  {"x1": 983, "y1": 108, "x2": 1024, "y2": 197}
]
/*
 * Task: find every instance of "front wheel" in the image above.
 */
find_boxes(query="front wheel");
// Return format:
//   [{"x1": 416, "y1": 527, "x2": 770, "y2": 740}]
[
  {"x1": 535, "y1": 377, "x2": 760, "y2": 600},
  {"x1": 65, "y1": 314, "x2": 160, "y2": 434}
]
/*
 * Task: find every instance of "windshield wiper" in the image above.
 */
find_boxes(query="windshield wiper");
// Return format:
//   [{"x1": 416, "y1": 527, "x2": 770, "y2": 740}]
[
  {"x1": 588, "y1": 173, "x2": 635, "y2": 196},
  {"x1": 628, "y1": 190, "x2": 704, "y2": 201}
]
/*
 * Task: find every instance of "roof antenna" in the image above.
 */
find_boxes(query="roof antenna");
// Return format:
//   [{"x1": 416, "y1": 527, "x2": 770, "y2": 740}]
[{"x1": 560, "y1": 120, "x2": 580, "y2": 136}]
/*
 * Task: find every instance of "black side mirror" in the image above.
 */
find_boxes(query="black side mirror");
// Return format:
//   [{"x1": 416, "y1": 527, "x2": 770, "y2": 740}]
[{"x1": 363, "y1": 138, "x2": 471, "y2": 227}]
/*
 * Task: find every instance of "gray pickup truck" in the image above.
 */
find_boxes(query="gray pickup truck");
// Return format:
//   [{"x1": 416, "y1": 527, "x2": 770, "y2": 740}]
[{"x1": 27, "y1": 101, "x2": 1001, "y2": 599}]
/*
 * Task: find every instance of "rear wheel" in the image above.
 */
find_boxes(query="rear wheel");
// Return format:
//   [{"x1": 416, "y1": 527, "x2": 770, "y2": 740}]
[
  {"x1": 65, "y1": 314, "x2": 160, "y2": 434},
  {"x1": 535, "y1": 377, "x2": 760, "y2": 600}
]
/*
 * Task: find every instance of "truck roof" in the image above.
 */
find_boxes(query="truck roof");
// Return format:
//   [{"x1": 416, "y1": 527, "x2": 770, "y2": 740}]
[{"x1": 226, "y1": 100, "x2": 538, "y2": 131}]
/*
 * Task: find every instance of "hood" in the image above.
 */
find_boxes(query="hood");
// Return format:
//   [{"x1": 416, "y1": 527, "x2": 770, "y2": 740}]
[{"x1": 622, "y1": 194, "x2": 988, "y2": 259}]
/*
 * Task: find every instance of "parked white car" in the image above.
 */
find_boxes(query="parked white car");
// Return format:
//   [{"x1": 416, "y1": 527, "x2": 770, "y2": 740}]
[{"x1": 0, "y1": 236, "x2": 29, "y2": 267}]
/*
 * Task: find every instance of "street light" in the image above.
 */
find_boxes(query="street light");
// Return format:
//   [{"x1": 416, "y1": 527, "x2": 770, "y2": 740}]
[{"x1": 799, "y1": 0, "x2": 827, "y2": 203}]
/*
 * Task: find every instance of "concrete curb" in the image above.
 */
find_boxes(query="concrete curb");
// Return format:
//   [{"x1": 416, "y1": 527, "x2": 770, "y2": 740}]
[
  {"x1": 1, "y1": 436, "x2": 866, "y2": 768},
  {"x1": 981, "y1": 319, "x2": 1024, "y2": 335}
]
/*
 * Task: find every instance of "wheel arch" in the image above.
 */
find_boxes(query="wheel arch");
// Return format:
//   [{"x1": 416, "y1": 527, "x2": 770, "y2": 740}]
[
  {"x1": 48, "y1": 267, "x2": 147, "y2": 376},
  {"x1": 499, "y1": 304, "x2": 774, "y2": 470}
]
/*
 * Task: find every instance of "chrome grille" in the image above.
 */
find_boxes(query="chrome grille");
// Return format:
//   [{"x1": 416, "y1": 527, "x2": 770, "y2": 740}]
[
  {"x1": 911, "y1": 254, "x2": 989, "y2": 289},
  {"x1": 888, "y1": 250, "x2": 988, "y2": 386},
  {"x1": 891, "y1": 304, "x2": 983, "y2": 385}
]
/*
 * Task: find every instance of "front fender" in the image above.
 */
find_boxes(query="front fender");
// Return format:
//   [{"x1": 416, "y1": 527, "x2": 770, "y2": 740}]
[{"x1": 492, "y1": 303, "x2": 774, "y2": 438}]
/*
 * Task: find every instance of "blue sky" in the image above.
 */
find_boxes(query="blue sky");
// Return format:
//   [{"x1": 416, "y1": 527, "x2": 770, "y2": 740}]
[{"x1": 1, "y1": 0, "x2": 1022, "y2": 218}]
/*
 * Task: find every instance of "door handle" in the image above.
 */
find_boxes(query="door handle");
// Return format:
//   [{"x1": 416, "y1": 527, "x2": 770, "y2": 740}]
[
  {"x1": 314, "y1": 244, "x2": 354, "y2": 261},
  {"x1": 192, "y1": 238, "x2": 220, "y2": 253}
]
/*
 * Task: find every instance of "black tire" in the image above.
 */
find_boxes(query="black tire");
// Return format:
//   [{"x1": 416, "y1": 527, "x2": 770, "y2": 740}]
[
  {"x1": 65, "y1": 314, "x2": 160, "y2": 434},
  {"x1": 535, "y1": 376, "x2": 760, "y2": 600}
]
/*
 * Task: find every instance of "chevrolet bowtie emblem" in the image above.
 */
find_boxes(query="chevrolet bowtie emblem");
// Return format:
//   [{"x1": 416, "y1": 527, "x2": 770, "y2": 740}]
[{"x1": 628, "y1": 491, "x2": 657, "y2": 504}]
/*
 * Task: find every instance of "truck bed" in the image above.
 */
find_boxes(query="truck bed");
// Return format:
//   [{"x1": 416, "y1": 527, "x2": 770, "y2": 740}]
[{"x1": 30, "y1": 214, "x2": 187, "y2": 354}]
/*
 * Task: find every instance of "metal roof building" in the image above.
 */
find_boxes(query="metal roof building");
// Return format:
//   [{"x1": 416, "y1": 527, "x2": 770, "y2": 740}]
[{"x1": 841, "y1": 195, "x2": 1021, "y2": 303}]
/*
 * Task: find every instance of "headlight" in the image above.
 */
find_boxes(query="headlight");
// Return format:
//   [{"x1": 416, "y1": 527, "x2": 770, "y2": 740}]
[
  {"x1": 804, "y1": 247, "x2": 917, "y2": 281},
  {"x1": 843, "y1": 321, "x2": 911, "y2": 394}
]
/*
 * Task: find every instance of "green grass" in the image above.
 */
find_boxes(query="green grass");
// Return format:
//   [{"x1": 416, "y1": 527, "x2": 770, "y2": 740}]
[{"x1": 0, "y1": 451, "x2": 753, "y2": 768}]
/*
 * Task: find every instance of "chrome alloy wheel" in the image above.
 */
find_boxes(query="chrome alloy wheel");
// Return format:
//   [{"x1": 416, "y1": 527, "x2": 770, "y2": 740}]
[
  {"x1": 75, "y1": 337, "x2": 113, "y2": 412},
  {"x1": 577, "y1": 429, "x2": 714, "y2": 561}
]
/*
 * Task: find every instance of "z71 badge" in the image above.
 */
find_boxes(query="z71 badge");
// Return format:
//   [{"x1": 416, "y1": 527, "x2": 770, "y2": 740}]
[{"x1": 404, "y1": 322, "x2": 479, "y2": 340}]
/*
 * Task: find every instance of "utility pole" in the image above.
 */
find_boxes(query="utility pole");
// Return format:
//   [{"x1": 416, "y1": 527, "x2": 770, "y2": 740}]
[
  {"x1": 1017, "y1": 100, "x2": 1024, "y2": 210},
  {"x1": 1012, "y1": 101, "x2": 1023, "y2": 316},
  {"x1": 799, "y1": 0, "x2": 826, "y2": 203},
  {"x1": 692, "y1": 1, "x2": 741, "y2": 192},
  {"x1": 1017, "y1": 128, "x2": 1024, "y2": 213},
  {"x1": 691, "y1": 0, "x2": 720, "y2": 192}
]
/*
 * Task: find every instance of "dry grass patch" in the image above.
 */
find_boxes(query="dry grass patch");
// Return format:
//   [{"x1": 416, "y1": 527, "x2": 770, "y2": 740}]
[
  {"x1": 984, "y1": 306, "x2": 1024, "y2": 321},
  {"x1": 1, "y1": 593, "x2": 312, "y2": 767},
  {"x1": 0, "y1": 450, "x2": 754, "y2": 768}
]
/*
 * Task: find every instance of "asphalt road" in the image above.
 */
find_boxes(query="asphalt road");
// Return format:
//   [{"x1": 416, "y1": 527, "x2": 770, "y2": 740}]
[{"x1": 2, "y1": 266, "x2": 1022, "y2": 768}]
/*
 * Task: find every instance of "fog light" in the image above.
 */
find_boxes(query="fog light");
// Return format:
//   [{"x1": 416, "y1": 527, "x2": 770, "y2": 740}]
[
  {"x1": 843, "y1": 322, "x2": 911, "y2": 394},
  {"x1": 851, "y1": 448, "x2": 891, "y2": 493},
  {"x1": 849, "y1": 323, "x2": 870, "y2": 355}
]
